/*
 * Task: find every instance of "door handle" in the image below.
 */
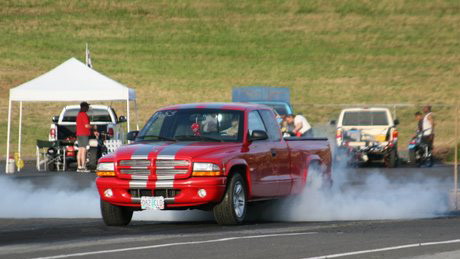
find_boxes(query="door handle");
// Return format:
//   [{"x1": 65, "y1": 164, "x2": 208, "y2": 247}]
[{"x1": 271, "y1": 149, "x2": 277, "y2": 157}]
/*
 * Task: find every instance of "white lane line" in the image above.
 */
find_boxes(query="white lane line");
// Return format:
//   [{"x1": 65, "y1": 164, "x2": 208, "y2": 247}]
[
  {"x1": 302, "y1": 239, "x2": 460, "y2": 259},
  {"x1": 31, "y1": 232, "x2": 317, "y2": 259}
]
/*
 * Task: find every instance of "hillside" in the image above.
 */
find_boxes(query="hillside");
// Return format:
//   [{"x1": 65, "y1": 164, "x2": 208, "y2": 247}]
[{"x1": 1, "y1": 0, "x2": 459, "y2": 158}]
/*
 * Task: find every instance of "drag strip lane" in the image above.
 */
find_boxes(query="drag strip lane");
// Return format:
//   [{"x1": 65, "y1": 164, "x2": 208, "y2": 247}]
[
  {"x1": 302, "y1": 239, "x2": 460, "y2": 259},
  {"x1": 31, "y1": 232, "x2": 318, "y2": 259}
]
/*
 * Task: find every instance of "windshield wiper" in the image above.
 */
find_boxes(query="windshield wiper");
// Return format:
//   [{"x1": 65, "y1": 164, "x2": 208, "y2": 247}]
[
  {"x1": 137, "y1": 135, "x2": 176, "y2": 141},
  {"x1": 175, "y1": 135, "x2": 223, "y2": 142}
]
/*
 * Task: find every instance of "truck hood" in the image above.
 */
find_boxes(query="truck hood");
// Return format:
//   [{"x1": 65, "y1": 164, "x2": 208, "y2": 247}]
[{"x1": 113, "y1": 141, "x2": 241, "y2": 161}]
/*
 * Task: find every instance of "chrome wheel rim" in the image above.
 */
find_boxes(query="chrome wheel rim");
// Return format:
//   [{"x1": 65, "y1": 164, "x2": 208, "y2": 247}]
[{"x1": 233, "y1": 181, "x2": 245, "y2": 218}]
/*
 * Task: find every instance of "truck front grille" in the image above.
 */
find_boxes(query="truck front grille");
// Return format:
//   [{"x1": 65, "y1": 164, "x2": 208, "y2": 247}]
[{"x1": 119, "y1": 159, "x2": 190, "y2": 179}]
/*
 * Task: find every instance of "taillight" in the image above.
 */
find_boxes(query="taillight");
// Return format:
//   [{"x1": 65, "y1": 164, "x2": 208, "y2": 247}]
[
  {"x1": 50, "y1": 128, "x2": 56, "y2": 139},
  {"x1": 392, "y1": 129, "x2": 398, "y2": 140},
  {"x1": 66, "y1": 146, "x2": 75, "y2": 157},
  {"x1": 336, "y1": 128, "x2": 343, "y2": 139},
  {"x1": 108, "y1": 128, "x2": 114, "y2": 137}
]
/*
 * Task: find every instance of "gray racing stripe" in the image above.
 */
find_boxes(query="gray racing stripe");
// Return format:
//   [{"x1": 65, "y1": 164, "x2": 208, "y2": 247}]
[
  {"x1": 131, "y1": 142, "x2": 165, "y2": 159},
  {"x1": 129, "y1": 181, "x2": 147, "y2": 188},
  {"x1": 155, "y1": 180, "x2": 174, "y2": 188},
  {"x1": 157, "y1": 142, "x2": 193, "y2": 157}
]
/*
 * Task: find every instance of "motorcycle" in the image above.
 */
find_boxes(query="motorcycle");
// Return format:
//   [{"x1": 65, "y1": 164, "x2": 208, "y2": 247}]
[{"x1": 408, "y1": 130, "x2": 433, "y2": 167}]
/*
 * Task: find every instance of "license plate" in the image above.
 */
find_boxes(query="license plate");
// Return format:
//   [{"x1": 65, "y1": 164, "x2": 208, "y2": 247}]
[{"x1": 140, "y1": 196, "x2": 165, "y2": 210}]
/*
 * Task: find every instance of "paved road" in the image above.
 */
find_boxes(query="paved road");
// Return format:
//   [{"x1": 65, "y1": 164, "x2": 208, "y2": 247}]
[{"x1": 1, "y1": 164, "x2": 460, "y2": 259}]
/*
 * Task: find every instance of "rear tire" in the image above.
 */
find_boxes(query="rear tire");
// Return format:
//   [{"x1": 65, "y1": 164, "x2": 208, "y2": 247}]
[
  {"x1": 213, "y1": 173, "x2": 247, "y2": 225},
  {"x1": 87, "y1": 148, "x2": 99, "y2": 170},
  {"x1": 100, "y1": 200, "x2": 133, "y2": 226},
  {"x1": 408, "y1": 149, "x2": 416, "y2": 166},
  {"x1": 386, "y1": 149, "x2": 398, "y2": 168}
]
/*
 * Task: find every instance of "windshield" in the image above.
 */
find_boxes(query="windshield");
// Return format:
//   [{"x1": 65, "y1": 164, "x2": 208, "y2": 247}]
[
  {"x1": 62, "y1": 108, "x2": 112, "y2": 123},
  {"x1": 137, "y1": 109, "x2": 244, "y2": 142},
  {"x1": 342, "y1": 111, "x2": 389, "y2": 126}
]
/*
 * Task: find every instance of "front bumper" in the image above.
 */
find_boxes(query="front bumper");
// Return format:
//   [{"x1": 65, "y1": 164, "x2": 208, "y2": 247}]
[{"x1": 96, "y1": 176, "x2": 227, "y2": 209}]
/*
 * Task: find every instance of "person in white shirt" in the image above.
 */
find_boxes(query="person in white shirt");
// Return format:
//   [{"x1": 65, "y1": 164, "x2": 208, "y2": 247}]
[
  {"x1": 422, "y1": 105, "x2": 434, "y2": 151},
  {"x1": 286, "y1": 114, "x2": 312, "y2": 137}
]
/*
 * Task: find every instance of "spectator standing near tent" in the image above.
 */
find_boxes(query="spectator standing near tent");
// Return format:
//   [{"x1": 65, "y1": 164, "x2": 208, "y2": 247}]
[{"x1": 76, "y1": 102, "x2": 98, "y2": 172}]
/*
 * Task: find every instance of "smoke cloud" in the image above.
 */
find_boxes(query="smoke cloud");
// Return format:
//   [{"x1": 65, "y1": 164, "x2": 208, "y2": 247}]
[
  {"x1": 268, "y1": 165, "x2": 450, "y2": 221},
  {"x1": 0, "y1": 176, "x2": 211, "y2": 221},
  {"x1": 0, "y1": 176, "x2": 100, "y2": 218}
]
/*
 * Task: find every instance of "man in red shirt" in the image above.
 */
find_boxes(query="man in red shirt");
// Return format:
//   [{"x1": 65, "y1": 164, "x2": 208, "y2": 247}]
[{"x1": 76, "y1": 102, "x2": 98, "y2": 172}]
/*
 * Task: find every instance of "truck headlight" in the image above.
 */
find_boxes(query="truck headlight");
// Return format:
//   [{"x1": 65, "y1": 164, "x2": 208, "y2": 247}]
[
  {"x1": 192, "y1": 162, "x2": 221, "y2": 176},
  {"x1": 96, "y1": 162, "x2": 115, "y2": 177}
]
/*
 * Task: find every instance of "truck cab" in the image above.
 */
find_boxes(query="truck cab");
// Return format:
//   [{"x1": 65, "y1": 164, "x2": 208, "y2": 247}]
[{"x1": 334, "y1": 107, "x2": 399, "y2": 167}]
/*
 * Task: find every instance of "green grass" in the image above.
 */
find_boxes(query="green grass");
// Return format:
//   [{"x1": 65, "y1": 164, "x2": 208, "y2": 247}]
[{"x1": 0, "y1": 0, "x2": 460, "y2": 159}]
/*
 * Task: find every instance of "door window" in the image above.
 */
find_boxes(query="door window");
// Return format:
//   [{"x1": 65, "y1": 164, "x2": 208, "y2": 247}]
[
  {"x1": 248, "y1": 111, "x2": 266, "y2": 136},
  {"x1": 259, "y1": 110, "x2": 281, "y2": 141}
]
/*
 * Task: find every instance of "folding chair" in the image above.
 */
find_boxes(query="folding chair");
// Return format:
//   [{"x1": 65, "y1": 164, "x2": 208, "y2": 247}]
[{"x1": 36, "y1": 140, "x2": 66, "y2": 171}]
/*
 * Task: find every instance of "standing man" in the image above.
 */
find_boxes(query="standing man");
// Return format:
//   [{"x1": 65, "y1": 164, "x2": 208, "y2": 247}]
[
  {"x1": 422, "y1": 105, "x2": 435, "y2": 151},
  {"x1": 76, "y1": 102, "x2": 97, "y2": 172},
  {"x1": 286, "y1": 114, "x2": 312, "y2": 137}
]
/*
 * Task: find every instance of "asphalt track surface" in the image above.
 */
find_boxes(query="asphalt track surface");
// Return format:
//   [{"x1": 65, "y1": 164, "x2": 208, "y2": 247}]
[{"x1": 1, "y1": 163, "x2": 460, "y2": 259}]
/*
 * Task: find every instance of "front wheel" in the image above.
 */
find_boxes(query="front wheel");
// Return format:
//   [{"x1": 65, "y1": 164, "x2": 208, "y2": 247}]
[
  {"x1": 213, "y1": 173, "x2": 247, "y2": 225},
  {"x1": 100, "y1": 200, "x2": 133, "y2": 226}
]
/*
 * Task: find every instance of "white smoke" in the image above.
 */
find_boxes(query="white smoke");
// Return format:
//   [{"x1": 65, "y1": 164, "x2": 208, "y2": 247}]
[
  {"x1": 0, "y1": 176, "x2": 211, "y2": 221},
  {"x1": 269, "y1": 165, "x2": 449, "y2": 221},
  {"x1": 0, "y1": 176, "x2": 100, "y2": 218}
]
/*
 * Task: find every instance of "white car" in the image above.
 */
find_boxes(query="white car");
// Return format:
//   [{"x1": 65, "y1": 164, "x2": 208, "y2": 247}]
[{"x1": 333, "y1": 107, "x2": 399, "y2": 167}]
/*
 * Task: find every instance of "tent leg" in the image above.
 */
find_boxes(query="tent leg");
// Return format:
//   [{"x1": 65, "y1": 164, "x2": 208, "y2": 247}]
[
  {"x1": 134, "y1": 100, "x2": 139, "y2": 130},
  {"x1": 18, "y1": 101, "x2": 22, "y2": 172},
  {"x1": 5, "y1": 99, "x2": 12, "y2": 173},
  {"x1": 126, "y1": 99, "x2": 131, "y2": 133}
]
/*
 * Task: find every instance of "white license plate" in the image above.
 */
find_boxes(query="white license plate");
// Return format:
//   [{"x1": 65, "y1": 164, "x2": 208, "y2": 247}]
[{"x1": 140, "y1": 196, "x2": 165, "y2": 210}]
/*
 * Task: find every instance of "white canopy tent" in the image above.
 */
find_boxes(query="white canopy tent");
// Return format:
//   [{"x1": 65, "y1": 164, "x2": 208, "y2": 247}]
[{"x1": 6, "y1": 57, "x2": 139, "y2": 172}]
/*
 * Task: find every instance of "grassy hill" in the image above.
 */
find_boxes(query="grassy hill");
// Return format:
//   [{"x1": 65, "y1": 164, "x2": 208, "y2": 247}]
[{"x1": 1, "y1": 0, "x2": 459, "y2": 159}]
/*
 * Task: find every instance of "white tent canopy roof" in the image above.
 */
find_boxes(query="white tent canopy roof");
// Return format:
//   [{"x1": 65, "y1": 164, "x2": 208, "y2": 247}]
[{"x1": 10, "y1": 57, "x2": 136, "y2": 101}]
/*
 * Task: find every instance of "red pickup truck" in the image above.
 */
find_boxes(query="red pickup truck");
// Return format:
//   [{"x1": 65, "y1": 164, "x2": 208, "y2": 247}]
[{"x1": 96, "y1": 103, "x2": 332, "y2": 225}]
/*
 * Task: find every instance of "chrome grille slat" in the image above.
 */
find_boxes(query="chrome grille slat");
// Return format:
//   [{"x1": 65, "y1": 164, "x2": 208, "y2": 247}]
[
  {"x1": 156, "y1": 169, "x2": 188, "y2": 175},
  {"x1": 155, "y1": 160, "x2": 190, "y2": 168},
  {"x1": 120, "y1": 169, "x2": 151, "y2": 175},
  {"x1": 119, "y1": 160, "x2": 151, "y2": 167}
]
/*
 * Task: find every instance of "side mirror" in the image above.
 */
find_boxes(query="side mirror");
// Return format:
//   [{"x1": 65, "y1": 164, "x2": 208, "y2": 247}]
[
  {"x1": 330, "y1": 120, "x2": 336, "y2": 126},
  {"x1": 394, "y1": 119, "x2": 399, "y2": 126},
  {"x1": 118, "y1": 116, "x2": 127, "y2": 123},
  {"x1": 126, "y1": 131, "x2": 139, "y2": 141},
  {"x1": 52, "y1": 116, "x2": 59, "y2": 123},
  {"x1": 250, "y1": 130, "x2": 268, "y2": 141}
]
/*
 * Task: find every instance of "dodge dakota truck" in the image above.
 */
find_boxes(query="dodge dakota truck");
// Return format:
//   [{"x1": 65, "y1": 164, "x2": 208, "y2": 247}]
[{"x1": 96, "y1": 103, "x2": 331, "y2": 226}]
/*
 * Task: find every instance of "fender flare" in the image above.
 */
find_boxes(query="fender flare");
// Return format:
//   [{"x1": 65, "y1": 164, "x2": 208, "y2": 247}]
[
  {"x1": 224, "y1": 159, "x2": 251, "y2": 197},
  {"x1": 304, "y1": 154, "x2": 323, "y2": 184}
]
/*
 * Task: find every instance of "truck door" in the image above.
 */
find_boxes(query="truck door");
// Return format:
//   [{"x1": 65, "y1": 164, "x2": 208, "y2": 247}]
[
  {"x1": 246, "y1": 110, "x2": 279, "y2": 197},
  {"x1": 259, "y1": 109, "x2": 291, "y2": 196}
]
